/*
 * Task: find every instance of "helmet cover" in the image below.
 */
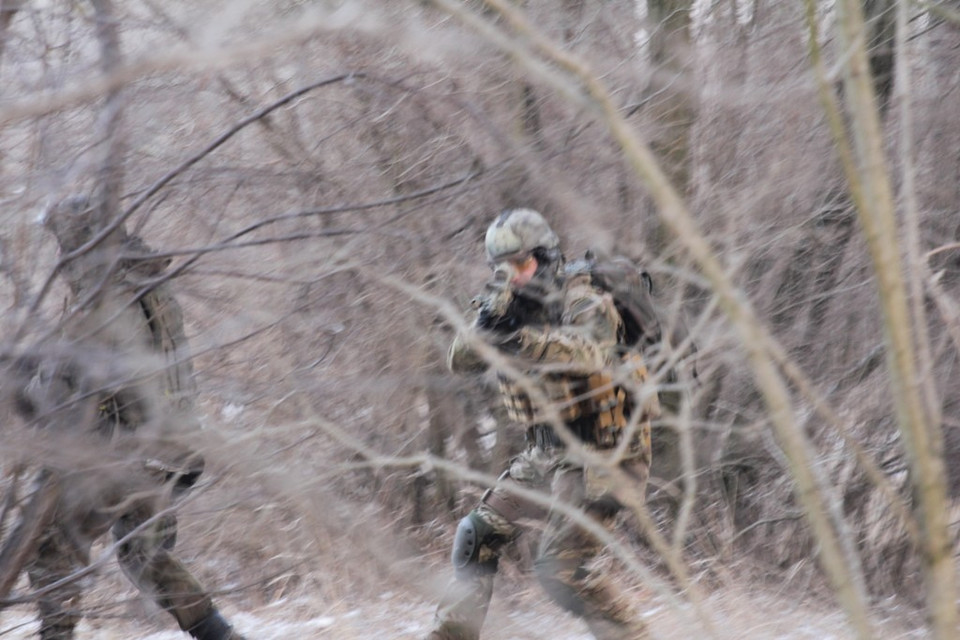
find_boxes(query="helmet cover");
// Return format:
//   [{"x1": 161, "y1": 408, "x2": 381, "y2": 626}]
[{"x1": 484, "y1": 208, "x2": 559, "y2": 263}]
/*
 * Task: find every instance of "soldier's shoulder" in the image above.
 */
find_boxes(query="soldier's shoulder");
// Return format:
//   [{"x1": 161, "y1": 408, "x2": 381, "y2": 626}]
[
  {"x1": 564, "y1": 254, "x2": 594, "y2": 279},
  {"x1": 562, "y1": 255, "x2": 608, "y2": 301}
]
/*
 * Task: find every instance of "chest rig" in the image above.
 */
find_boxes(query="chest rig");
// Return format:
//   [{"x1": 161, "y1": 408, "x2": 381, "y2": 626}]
[
  {"x1": 495, "y1": 270, "x2": 651, "y2": 450},
  {"x1": 498, "y1": 353, "x2": 649, "y2": 448}
]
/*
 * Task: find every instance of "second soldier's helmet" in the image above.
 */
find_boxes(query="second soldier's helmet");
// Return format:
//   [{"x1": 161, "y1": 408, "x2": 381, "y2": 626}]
[{"x1": 484, "y1": 208, "x2": 560, "y2": 264}]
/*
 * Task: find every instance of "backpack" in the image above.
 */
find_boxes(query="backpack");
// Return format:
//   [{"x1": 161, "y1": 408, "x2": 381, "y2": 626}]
[{"x1": 566, "y1": 249, "x2": 698, "y2": 384}]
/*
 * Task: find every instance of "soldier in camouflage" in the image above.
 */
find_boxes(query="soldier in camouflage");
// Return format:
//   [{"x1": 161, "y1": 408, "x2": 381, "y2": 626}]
[
  {"x1": 426, "y1": 209, "x2": 659, "y2": 640},
  {"x1": 4, "y1": 197, "x2": 245, "y2": 640}
]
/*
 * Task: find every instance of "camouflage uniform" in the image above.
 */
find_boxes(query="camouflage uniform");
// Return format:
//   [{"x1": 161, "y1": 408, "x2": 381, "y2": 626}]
[
  {"x1": 12, "y1": 198, "x2": 244, "y2": 640},
  {"x1": 428, "y1": 209, "x2": 659, "y2": 640}
]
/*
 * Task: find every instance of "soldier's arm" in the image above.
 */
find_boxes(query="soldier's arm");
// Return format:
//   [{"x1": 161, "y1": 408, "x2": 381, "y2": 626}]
[
  {"x1": 447, "y1": 278, "x2": 518, "y2": 374},
  {"x1": 447, "y1": 317, "x2": 524, "y2": 374},
  {"x1": 447, "y1": 329, "x2": 490, "y2": 374}
]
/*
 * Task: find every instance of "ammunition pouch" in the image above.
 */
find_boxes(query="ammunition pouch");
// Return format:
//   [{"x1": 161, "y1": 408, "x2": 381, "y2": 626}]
[
  {"x1": 508, "y1": 352, "x2": 653, "y2": 451},
  {"x1": 525, "y1": 417, "x2": 616, "y2": 450}
]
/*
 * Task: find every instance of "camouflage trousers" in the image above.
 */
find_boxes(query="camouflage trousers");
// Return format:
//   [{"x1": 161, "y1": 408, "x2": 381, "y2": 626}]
[
  {"x1": 23, "y1": 462, "x2": 216, "y2": 640},
  {"x1": 427, "y1": 440, "x2": 650, "y2": 640}
]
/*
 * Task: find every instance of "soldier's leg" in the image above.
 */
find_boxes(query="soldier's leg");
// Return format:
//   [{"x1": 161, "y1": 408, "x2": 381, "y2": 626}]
[
  {"x1": 112, "y1": 506, "x2": 244, "y2": 640},
  {"x1": 534, "y1": 466, "x2": 649, "y2": 640},
  {"x1": 26, "y1": 529, "x2": 87, "y2": 640},
  {"x1": 427, "y1": 448, "x2": 548, "y2": 640}
]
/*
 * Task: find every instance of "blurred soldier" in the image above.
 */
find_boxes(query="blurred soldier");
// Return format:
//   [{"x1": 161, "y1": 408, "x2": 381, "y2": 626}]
[
  {"x1": 426, "y1": 209, "x2": 660, "y2": 640},
  {"x1": 1, "y1": 197, "x2": 245, "y2": 640}
]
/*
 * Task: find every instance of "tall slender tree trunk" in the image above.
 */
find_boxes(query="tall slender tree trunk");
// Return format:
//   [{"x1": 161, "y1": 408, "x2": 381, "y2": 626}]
[
  {"x1": 0, "y1": 0, "x2": 24, "y2": 66},
  {"x1": 90, "y1": 0, "x2": 126, "y2": 221},
  {"x1": 863, "y1": 0, "x2": 896, "y2": 115},
  {"x1": 645, "y1": 0, "x2": 695, "y2": 197}
]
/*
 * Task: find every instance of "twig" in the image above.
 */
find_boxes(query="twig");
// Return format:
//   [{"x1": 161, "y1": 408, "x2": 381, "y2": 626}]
[
  {"x1": 20, "y1": 73, "x2": 364, "y2": 345},
  {"x1": 833, "y1": 0, "x2": 956, "y2": 635},
  {"x1": 429, "y1": 0, "x2": 874, "y2": 637},
  {"x1": 0, "y1": 477, "x2": 214, "y2": 607},
  {"x1": 914, "y1": 0, "x2": 960, "y2": 26},
  {"x1": 305, "y1": 406, "x2": 702, "y2": 632},
  {"x1": 378, "y1": 271, "x2": 717, "y2": 638}
]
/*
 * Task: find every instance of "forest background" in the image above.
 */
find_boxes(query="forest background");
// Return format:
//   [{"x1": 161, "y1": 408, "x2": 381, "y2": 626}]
[{"x1": 1, "y1": 1, "x2": 960, "y2": 638}]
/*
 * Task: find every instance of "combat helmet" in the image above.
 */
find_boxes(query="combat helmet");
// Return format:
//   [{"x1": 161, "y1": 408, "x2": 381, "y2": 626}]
[{"x1": 484, "y1": 208, "x2": 560, "y2": 264}]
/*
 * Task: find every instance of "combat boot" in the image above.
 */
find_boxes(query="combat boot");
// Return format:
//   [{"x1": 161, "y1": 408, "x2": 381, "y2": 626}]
[
  {"x1": 187, "y1": 610, "x2": 246, "y2": 640},
  {"x1": 584, "y1": 616, "x2": 650, "y2": 640},
  {"x1": 424, "y1": 623, "x2": 480, "y2": 640},
  {"x1": 38, "y1": 624, "x2": 75, "y2": 640}
]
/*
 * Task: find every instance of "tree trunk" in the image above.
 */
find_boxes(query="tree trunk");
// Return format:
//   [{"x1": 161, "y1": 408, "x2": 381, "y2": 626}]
[
  {"x1": 0, "y1": 0, "x2": 24, "y2": 66},
  {"x1": 90, "y1": 0, "x2": 126, "y2": 222},
  {"x1": 863, "y1": 0, "x2": 896, "y2": 115},
  {"x1": 645, "y1": 0, "x2": 695, "y2": 197}
]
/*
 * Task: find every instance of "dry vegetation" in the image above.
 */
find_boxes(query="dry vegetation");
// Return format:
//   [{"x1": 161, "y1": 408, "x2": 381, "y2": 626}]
[{"x1": 1, "y1": 0, "x2": 960, "y2": 638}]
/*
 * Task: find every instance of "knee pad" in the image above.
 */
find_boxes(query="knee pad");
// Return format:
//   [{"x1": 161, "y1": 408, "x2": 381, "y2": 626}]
[{"x1": 451, "y1": 511, "x2": 498, "y2": 578}]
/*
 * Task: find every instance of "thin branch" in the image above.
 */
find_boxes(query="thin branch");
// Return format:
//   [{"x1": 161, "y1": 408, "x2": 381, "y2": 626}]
[
  {"x1": 834, "y1": 0, "x2": 956, "y2": 634},
  {"x1": 120, "y1": 163, "x2": 483, "y2": 310},
  {"x1": 799, "y1": 0, "x2": 920, "y2": 548},
  {"x1": 304, "y1": 402, "x2": 711, "y2": 636},
  {"x1": 670, "y1": 384, "x2": 697, "y2": 552},
  {"x1": 0, "y1": 477, "x2": 216, "y2": 607},
  {"x1": 18, "y1": 73, "x2": 363, "y2": 345},
  {"x1": 898, "y1": 0, "x2": 942, "y2": 459},
  {"x1": 429, "y1": 0, "x2": 875, "y2": 637},
  {"x1": 915, "y1": 0, "x2": 960, "y2": 26},
  {"x1": 379, "y1": 272, "x2": 721, "y2": 639},
  {"x1": 123, "y1": 73, "x2": 365, "y2": 222},
  {"x1": 0, "y1": 8, "x2": 371, "y2": 126}
]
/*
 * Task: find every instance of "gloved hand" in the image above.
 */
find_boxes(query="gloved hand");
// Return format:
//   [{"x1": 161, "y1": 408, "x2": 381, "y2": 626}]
[{"x1": 473, "y1": 273, "x2": 518, "y2": 334}]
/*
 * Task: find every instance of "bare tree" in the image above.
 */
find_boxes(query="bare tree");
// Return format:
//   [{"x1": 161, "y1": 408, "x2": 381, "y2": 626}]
[{"x1": 2, "y1": 1, "x2": 960, "y2": 638}]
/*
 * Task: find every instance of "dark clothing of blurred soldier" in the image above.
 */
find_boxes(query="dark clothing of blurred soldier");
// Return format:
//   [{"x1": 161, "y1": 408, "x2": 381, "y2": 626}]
[
  {"x1": 9, "y1": 198, "x2": 245, "y2": 640},
  {"x1": 426, "y1": 209, "x2": 659, "y2": 640}
]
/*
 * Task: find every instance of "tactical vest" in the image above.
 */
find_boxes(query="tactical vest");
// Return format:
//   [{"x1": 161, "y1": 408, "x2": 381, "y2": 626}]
[{"x1": 498, "y1": 348, "x2": 651, "y2": 449}]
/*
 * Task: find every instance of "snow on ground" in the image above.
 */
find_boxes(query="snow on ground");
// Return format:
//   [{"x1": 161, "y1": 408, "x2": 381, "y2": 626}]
[
  {"x1": 0, "y1": 574, "x2": 927, "y2": 639},
  {"x1": 0, "y1": 589, "x2": 908, "y2": 640}
]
